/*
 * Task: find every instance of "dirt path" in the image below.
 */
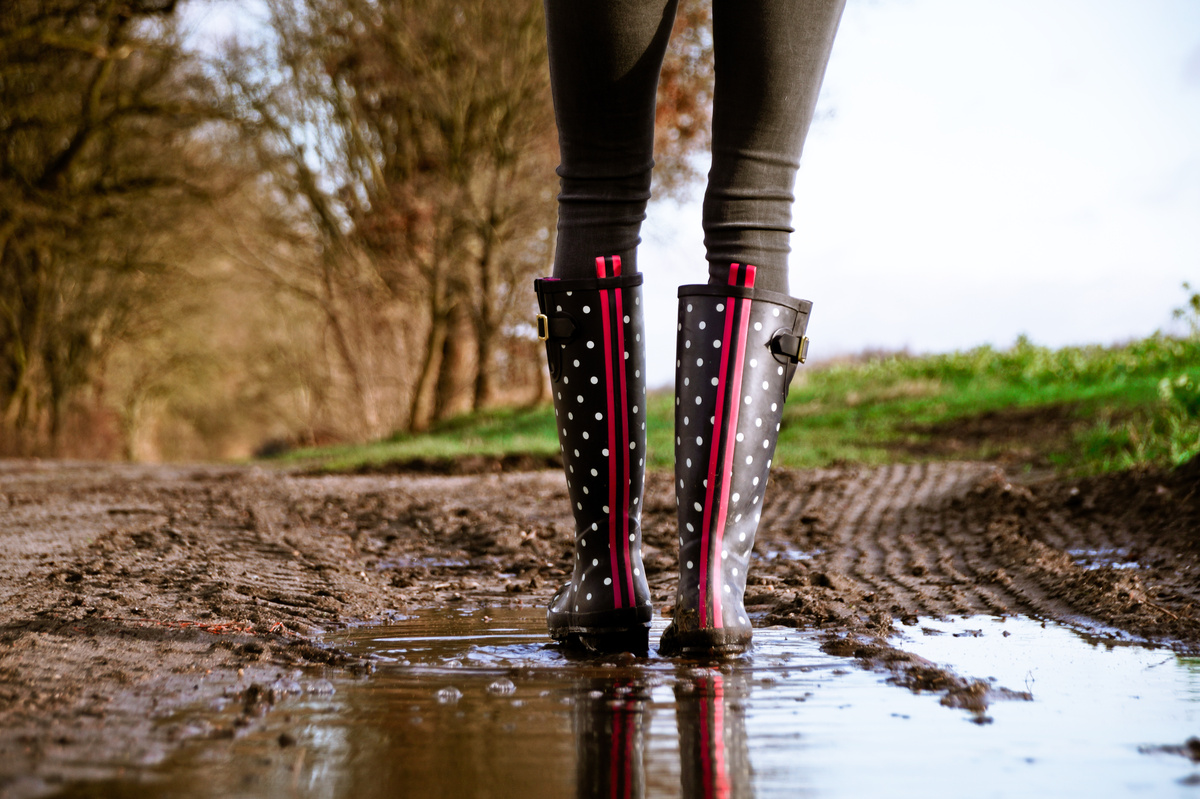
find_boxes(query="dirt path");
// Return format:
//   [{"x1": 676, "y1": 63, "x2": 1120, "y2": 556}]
[{"x1": 1, "y1": 457, "x2": 1197, "y2": 794}]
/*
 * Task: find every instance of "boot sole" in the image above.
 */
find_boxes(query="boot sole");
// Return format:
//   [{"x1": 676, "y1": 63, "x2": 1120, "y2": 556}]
[
  {"x1": 658, "y1": 625, "x2": 752, "y2": 658},
  {"x1": 554, "y1": 625, "x2": 651, "y2": 656},
  {"x1": 549, "y1": 606, "x2": 653, "y2": 655}
]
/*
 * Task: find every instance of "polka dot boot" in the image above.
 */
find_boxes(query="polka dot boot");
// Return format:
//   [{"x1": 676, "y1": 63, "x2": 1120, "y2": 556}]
[
  {"x1": 660, "y1": 263, "x2": 812, "y2": 656},
  {"x1": 534, "y1": 255, "x2": 653, "y2": 653}
]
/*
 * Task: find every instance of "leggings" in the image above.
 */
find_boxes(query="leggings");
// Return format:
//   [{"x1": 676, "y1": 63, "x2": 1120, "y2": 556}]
[{"x1": 545, "y1": 0, "x2": 846, "y2": 294}]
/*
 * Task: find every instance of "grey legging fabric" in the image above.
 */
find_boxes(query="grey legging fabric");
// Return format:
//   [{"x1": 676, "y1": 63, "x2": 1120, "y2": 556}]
[{"x1": 545, "y1": 0, "x2": 846, "y2": 294}]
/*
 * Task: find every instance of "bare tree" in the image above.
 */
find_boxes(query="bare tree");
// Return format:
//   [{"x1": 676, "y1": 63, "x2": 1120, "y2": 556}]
[
  {"x1": 213, "y1": 0, "x2": 554, "y2": 432},
  {"x1": 210, "y1": 0, "x2": 717, "y2": 437},
  {"x1": 320, "y1": 0, "x2": 560, "y2": 427},
  {"x1": 213, "y1": 24, "x2": 410, "y2": 441},
  {"x1": 0, "y1": 0, "x2": 226, "y2": 454}
]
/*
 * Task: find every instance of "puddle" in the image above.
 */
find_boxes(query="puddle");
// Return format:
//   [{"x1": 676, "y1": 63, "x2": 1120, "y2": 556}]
[
  {"x1": 759, "y1": 544, "x2": 819, "y2": 562},
  {"x1": 371, "y1": 556, "x2": 474, "y2": 570},
  {"x1": 1067, "y1": 547, "x2": 1142, "y2": 571},
  {"x1": 52, "y1": 610, "x2": 1200, "y2": 798}
]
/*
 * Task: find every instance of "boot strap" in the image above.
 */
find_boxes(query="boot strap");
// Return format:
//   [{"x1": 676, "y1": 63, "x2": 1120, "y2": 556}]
[
  {"x1": 536, "y1": 314, "x2": 577, "y2": 342},
  {"x1": 769, "y1": 332, "x2": 810, "y2": 364}
]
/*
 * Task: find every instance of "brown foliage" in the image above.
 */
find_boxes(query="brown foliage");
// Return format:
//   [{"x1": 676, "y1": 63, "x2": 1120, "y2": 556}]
[
  {"x1": 656, "y1": 2, "x2": 714, "y2": 196},
  {"x1": 0, "y1": 0, "x2": 223, "y2": 455},
  {"x1": 0, "y1": 0, "x2": 717, "y2": 457}
]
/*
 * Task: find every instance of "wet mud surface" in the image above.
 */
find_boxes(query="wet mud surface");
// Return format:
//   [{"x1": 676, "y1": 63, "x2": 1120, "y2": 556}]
[{"x1": 1, "y1": 456, "x2": 1197, "y2": 794}]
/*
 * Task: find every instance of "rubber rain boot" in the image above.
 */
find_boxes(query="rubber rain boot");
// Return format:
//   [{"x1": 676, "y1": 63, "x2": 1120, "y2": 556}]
[
  {"x1": 660, "y1": 263, "x2": 812, "y2": 656},
  {"x1": 534, "y1": 255, "x2": 653, "y2": 653}
]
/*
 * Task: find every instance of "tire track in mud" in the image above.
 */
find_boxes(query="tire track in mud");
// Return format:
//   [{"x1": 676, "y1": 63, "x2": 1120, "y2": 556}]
[
  {"x1": 893, "y1": 464, "x2": 983, "y2": 616},
  {"x1": 920, "y1": 465, "x2": 1030, "y2": 618},
  {"x1": 830, "y1": 464, "x2": 907, "y2": 609},
  {"x1": 762, "y1": 462, "x2": 998, "y2": 618},
  {"x1": 757, "y1": 459, "x2": 1200, "y2": 651}
]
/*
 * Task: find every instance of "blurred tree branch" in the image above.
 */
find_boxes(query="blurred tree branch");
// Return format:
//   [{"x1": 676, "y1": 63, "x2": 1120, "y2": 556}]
[
  {"x1": 1, "y1": 0, "x2": 716, "y2": 455},
  {"x1": 0, "y1": 0, "x2": 227, "y2": 454},
  {"x1": 214, "y1": 0, "x2": 713, "y2": 433}
]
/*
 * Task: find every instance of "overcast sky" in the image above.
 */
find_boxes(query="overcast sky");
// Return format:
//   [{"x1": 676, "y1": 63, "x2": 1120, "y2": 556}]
[{"x1": 640, "y1": 0, "x2": 1200, "y2": 385}]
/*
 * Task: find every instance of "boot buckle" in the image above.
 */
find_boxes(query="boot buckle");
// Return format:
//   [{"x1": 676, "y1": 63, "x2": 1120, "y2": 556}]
[
  {"x1": 536, "y1": 314, "x2": 549, "y2": 341},
  {"x1": 769, "y1": 331, "x2": 810, "y2": 364}
]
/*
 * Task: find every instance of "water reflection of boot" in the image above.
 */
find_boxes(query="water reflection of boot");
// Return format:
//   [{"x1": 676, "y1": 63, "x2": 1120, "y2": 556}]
[
  {"x1": 575, "y1": 678, "x2": 648, "y2": 799},
  {"x1": 535, "y1": 256, "x2": 653, "y2": 654},
  {"x1": 661, "y1": 264, "x2": 812, "y2": 656},
  {"x1": 675, "y1": 670, "x2": 753, "y2": 799}
]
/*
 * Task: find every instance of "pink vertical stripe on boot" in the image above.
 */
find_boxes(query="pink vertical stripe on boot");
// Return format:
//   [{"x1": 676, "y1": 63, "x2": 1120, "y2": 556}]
[{"x1": 596, "y1": 257, "x2": 623, "y2": 608}]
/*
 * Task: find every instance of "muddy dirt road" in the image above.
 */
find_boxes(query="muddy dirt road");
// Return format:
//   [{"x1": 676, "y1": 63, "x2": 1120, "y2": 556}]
[{"x1": 1, "y1": 457, "x2": 1197, "y2": 794}]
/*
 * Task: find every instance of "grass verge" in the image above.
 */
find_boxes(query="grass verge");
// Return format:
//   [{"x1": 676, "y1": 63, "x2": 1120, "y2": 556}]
[{"x1": 278, "y1": 334, "x2": 1200, "y2": 476}]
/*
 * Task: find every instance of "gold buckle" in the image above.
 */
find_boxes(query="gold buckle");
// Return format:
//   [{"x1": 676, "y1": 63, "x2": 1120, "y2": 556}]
[
  {"x1": 536, "y1": 314, "x2": 549, "y2": 341},
  {"x1": 799, "y1": 336, "x2": 810, "y2": 364}
]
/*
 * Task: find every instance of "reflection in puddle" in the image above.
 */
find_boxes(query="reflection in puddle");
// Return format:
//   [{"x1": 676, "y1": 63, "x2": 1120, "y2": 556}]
[
  {"x1": 317, "y1": 610, "x2": 1200, "y2": 798},
  {"x1": 575, "y1": 670, "x2": 753, "y2": 798},
  {"x1": 54, "y1": 609, "x2": 1200, "y2": 798},
  {"x1": 577, "y1": 677, "x2": 648, "y2": 797},
  {"x1": 675, "y1": 671, "x2": 751, "y2": 798},
  {"x1": 323, "y1": 610, "x2": 823, "y2": 798}
]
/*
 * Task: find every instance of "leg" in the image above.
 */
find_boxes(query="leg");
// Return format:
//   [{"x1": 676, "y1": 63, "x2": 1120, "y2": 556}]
[
  {"x1": 703, "y1": 0, "x2": 846, "y2": 294},
  {"x1": 663, "y1": 0, "x2": 843, "y2": 655},
  {"x1": 544, "y1": 0, "x2": 678, "y2": 278},
  {"x1": 538, "y1": 0, "x2": 675, "y2": 651}
]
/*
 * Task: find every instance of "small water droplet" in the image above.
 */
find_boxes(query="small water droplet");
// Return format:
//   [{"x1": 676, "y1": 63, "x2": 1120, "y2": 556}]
[{"x1": 487, "y1": 678, "x2": 516, "y2": 696}]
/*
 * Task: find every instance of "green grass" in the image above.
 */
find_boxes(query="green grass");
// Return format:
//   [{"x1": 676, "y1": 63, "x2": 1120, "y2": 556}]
[
  {"x1": 279, "y1": 333, "x2": 1200, "y2": 476},
  {"x1": 285, "y1": 405, "x2": 564, "y2": 472},
  {"x1": 777, "y1": 334, "x2": 1200, "y2": 472}
]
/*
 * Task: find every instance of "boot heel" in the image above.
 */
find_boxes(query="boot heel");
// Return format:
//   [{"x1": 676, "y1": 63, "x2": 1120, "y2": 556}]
[
  {"x1": 573, "y1": 624, "x2": 651, "y2": 656},
  {"x1": 658, "y1": 623, "x2": 751, "y2": 658}
]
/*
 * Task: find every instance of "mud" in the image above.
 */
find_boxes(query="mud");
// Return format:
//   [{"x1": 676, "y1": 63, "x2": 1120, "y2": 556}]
[
  {"x1": 895, "y1": 401, "x2": 1102, "y2": 466},
  {"x1": 1, "y1": 455, "x2": 1197, "y2": 793}
]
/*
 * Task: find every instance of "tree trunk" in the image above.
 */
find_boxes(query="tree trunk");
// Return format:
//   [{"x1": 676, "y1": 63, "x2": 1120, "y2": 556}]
[
  {"x1": 408, "y1": 293, "x2": 450, "y2": 433},
  {"x1": 472, "y1": 249, "x2": 495, "y2": 411},
  {"x1": 434, "y1": 301, "x2": 475, "y2": 422},
  {"x1": 472, "y1": 319, "x2": 494, "y2": 411}
]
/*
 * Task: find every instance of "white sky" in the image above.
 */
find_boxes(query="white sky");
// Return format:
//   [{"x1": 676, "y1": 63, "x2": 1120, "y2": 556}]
[
  {"x1": 184, "y1": 0, "x2": 1200, "y2": 387},
  {"x1": 640, "y1": 0, "x2": 1200, "y2": 386}
]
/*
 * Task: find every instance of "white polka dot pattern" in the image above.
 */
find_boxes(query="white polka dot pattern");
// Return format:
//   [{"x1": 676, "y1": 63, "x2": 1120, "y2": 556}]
[
  {"x1": 671, "y1": 278, "x2": 812, "y2": 637},
  {"x1": 536, "y1": 264, "x2": 653, "y2": 636}
]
